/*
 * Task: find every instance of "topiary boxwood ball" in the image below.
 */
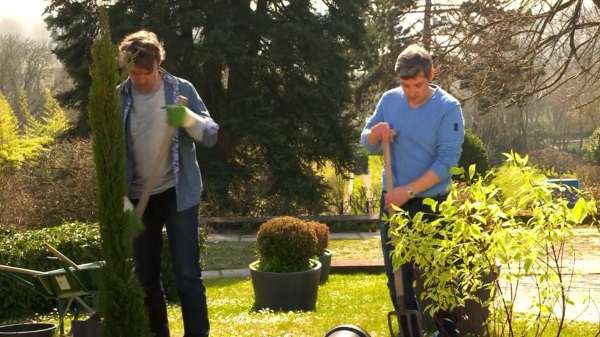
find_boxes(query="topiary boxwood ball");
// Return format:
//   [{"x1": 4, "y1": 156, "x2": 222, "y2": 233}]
[
  {"x1": 306, "y1": 220, "x2": 330, "y2": 256},
  {"x1": 256, "y1": 216, "x2": 318, "y2": 272}
]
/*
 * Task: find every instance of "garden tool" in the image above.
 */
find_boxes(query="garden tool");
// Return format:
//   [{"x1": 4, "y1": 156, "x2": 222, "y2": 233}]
[
  {"x1": 383, "y1": 131, "x2": 423, "y2": 337},
  {"x1": 0, "y1": 264, "x2": 44, "y2": 276},
  {"x1": 134, "y1": 96, "x2": 188, "y2": 218},
  {"x1": 44, "y1": 243, "x2": 80, "y2": 270}
]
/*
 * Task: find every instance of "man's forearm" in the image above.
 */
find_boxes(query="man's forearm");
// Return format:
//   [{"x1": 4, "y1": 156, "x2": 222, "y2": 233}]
[{"x1": 407, "y1": 169, "x2": 440, "y2": 195}]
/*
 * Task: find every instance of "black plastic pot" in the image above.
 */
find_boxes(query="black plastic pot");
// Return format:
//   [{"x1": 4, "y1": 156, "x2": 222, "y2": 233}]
[
  {"x1": 250, "y1": 260, "x2": 321, "y2": 311},
  {"x1": 0, "y1": 323, "x2": 57, "y2": 337},
  {"x1": 71, "y1": 314, "x2": 102, "y2": 337},
  {"x1": 318, "y1": 249, "x2": 333, "y2": 283}
]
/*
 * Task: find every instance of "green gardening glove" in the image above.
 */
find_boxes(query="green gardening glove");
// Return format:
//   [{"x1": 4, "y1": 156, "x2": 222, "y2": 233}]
[
  {"x1": 124, "y1": 197, "x2": 145, "y2": 238},
  {"x1": 166, "y1": 105, "x2": 196, "y2": 128}
]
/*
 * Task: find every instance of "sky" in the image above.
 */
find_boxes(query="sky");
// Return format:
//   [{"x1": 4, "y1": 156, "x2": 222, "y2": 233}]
[{"x1": 0, "y1": 0, "x2": 48, "y2": 38}]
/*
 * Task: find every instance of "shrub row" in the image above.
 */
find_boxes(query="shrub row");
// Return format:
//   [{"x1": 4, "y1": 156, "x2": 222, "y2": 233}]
[{"x1": 0, "y1": 222, "x2": 207, "y2": 319}]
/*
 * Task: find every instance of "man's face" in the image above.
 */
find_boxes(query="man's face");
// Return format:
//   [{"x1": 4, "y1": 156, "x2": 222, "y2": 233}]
[
  {"x1": 399, "y1": 69, "x2": 435, "y2": 107},
  {"x1": 128, "y1": 60, "x2": 161, "y2": 94}
]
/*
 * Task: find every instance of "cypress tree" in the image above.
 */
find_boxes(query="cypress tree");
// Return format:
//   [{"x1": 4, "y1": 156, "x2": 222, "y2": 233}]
[{"x1": 87, "y1": 7, "x2": 150, "y2": 337}]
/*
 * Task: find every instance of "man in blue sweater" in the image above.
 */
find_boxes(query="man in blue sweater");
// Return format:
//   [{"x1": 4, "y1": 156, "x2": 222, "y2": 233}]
[
  {"x1": 361, "y1": 44, "x2": 464, "y2": 337},
  {"x1": 117, "y1": 30, "x2": 219, "y2": 337}
]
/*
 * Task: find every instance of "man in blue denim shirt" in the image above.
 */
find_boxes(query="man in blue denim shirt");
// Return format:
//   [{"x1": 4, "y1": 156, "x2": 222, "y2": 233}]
[
  {"x1": 361, "y1": 44, "x2": 464, "y2": 337},
  {"x1": 117, "y1": 30, "x2": 218, "y2": 337}
]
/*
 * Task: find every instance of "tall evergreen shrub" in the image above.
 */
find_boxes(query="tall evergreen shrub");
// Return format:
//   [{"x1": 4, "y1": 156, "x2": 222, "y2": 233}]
[
  {"x1": 87, "y1": 8, "x2": 150, "y2": 337},
  {"x1": 458, "y1": 128, "x2": 490, "y2": 177}
]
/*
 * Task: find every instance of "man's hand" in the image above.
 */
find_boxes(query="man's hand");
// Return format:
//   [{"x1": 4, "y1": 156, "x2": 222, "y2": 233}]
[
  {"x1": 367, "y1": 122, "x2": 395, "y2": 146},
  {"x1": 124, "y1": 197, "x2": 144, "y2": 237},
  {"x1": 384, "y1": 186, "x2": 410, "y2": 212},
  {"x1": 166, "y1": 105, "x2": 197, "y2": 128}
]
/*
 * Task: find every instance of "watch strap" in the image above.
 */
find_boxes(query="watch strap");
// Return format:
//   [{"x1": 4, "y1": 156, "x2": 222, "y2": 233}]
[{"x1": 406, "y1": 186, "x2": 416, "y2": 199}]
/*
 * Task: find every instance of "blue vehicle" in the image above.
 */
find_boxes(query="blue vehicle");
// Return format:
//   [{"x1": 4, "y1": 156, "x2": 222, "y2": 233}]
[{"x1": 546, "y1": 178, "x2": 581, "y2": 208}]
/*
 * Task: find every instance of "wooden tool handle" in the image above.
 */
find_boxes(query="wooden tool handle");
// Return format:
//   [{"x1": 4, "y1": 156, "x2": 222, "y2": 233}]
[
  {"x1": 382, "y1": 130, "x2": 405, "y2": 298},
  {"x1": 44, "y1": 243, "x2": 80, "y2": 270},
  {"x1": 383, "y1": 130, "x2": 398, "y2": 211},
  {"x1": 0, "y1": 264, "x2": 44, "y2": 276},
  {"x1": 135, "y1": 96, "x2": 188, "y2": 217}
]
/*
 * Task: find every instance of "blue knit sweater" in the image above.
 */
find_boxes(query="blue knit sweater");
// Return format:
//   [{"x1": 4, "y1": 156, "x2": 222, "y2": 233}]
[{"x1": 361, "y1": 85, "x2": 464, "y2": 197}]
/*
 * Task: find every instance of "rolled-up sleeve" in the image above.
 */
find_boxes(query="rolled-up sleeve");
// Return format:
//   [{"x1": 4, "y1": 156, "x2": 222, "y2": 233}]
[
  {"x1": 182, "y1": 83, "x2": 219, "y2": 147},
  {"x1": 431, "y1": 103, "x2": 464, "y2": 180},
  {"x1": 361, "y1": 98, "x2": 384, "y2": 154}
]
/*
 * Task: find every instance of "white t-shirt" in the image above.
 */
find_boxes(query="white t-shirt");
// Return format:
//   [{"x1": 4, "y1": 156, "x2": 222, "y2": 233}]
[{"x1": 128, "y1": 81, "x2": 175, "y2": 199}]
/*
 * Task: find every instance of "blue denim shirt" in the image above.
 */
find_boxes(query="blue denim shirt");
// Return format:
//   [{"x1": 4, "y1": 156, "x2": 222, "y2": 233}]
[{"x1": 118, "y1": 69, "x2": 219, "y2": 212}]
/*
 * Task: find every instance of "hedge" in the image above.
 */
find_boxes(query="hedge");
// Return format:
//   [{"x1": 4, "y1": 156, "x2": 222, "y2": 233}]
[{"x1": 0, "y1": 222, "x2": 207, "y2": 319}]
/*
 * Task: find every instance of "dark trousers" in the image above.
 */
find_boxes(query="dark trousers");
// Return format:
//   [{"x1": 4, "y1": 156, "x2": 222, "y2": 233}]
[
  {"x1": 132, "y1": 188, "x2": 209, "y2": 337},
  {"x1": 379, "y1": 194, "x2": 459, "y2": 337}
]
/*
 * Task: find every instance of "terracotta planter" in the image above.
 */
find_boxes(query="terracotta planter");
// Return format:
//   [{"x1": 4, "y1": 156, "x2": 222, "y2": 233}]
[
  {"x1": 318, "y1": 249, "x2": 333, "y2": 283},
  {"x1": 250, "y1": 260, "x2": 321, "y2": 311}
]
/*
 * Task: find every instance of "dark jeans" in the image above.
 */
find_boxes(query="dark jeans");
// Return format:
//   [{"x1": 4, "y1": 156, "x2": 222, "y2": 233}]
[
  {"x1": 132, "y1": 188, "x2": 209, "y2": 337},
  {"x1": 379, "y1": 194, "x2": 458, "y2": 337}
]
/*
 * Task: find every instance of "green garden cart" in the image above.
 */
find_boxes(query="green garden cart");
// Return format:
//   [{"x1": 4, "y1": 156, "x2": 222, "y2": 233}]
[{"x1": 0, "y1": 244, "x2": 103, "y2": 336}]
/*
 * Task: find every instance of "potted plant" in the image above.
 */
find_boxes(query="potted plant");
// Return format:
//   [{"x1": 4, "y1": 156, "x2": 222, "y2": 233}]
[
  {"x1": 249, "y1": 216, "x2": 321, "y2": 311},
  {"x1": 390, "y1": 152, "x2": 597, "y2": 337},
  {"x1": 306, "y1": 220, "x2": 332, "y2": 283}
]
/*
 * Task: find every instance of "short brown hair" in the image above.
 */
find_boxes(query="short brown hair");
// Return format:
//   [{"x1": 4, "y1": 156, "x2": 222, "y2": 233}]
[
  {"x1": 394, "y1": 44, "x2": 433, "y2": 79},
  {"x1": 118, "y1": 30, "x2": 165, "y2": 70}
]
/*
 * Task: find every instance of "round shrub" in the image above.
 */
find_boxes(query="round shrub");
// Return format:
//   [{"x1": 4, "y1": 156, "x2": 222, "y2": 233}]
[
  {"x1": 306, "y1": 221, "x2": 329, "y2": 256},
  {"x1": 256, "y1": 216, "x2": 317, "y2": 272},
  {"x1": 458, "y1": 129, "x2": 490, "y2": 177}
]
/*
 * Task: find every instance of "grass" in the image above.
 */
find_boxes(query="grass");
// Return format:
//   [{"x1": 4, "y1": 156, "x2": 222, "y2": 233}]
[
  {"x1": 1, "y1": 274, "x2": 390, "y2": 337},
  {"x1": 4, "y1": 274, "x2": 599, "y2": 337},
  {"x1": 204, "y1": 238, "x2": 382, "y2": 270}
]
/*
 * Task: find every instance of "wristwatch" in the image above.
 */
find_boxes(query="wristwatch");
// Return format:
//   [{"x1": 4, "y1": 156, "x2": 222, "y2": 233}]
[{"x1": 406, "y1": 186, "x2": 416, "y2": 199}]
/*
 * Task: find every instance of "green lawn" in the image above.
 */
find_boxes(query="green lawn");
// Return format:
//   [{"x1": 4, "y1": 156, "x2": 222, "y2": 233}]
[
  {"x1": 204, "y1": 238, "x2": 382, "y2": 270},
  {"x1": 5, "y1": 274, "x2": 599, "y2": 337}
]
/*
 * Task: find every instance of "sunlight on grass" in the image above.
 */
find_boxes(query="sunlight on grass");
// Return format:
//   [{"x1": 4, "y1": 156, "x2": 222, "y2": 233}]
[
  {"x1": 204, "y1": 239, "x2": 382, "y2": 270},
  {"x1": 328, "y1": 238, "x2": 382, "y2": 261},
  {"x1": 2, "y1": 274, "x2": 599, "y2": 337},
  {"x1": 204, "y1": 241, "x2": 257, "y2": 270},
  {"x1": 184, "y1": 274, "x2": 392, "y2": 337}
]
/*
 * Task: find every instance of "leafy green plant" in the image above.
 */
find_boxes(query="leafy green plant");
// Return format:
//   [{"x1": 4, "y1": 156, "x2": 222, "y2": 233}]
[
  {"x1": 389, "y1": 152, "x2": 597, "y2": 337},
  {"x1": 306, "y1": 221, "x2": 329, "y2": 256},
  {"x1": 255, "y1": 216, "x2": 317, "y2": 272},
  {"x1": 325, "y1": 173, "x2": 350, "y2": 214},
  {"x1": 350, "y1": 179, "x2": 381, "y2": 215}
]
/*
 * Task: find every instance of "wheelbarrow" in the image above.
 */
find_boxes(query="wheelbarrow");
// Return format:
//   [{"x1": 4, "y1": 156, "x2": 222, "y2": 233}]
[{"x1": 0, "y1": 244, "x2": 104, "y2": 336}]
